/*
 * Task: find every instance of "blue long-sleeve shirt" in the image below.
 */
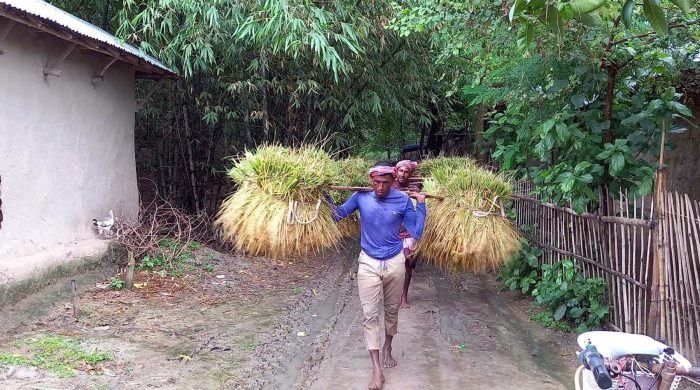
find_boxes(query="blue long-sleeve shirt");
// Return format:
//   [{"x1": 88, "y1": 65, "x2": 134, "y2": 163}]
[{"x1": 326, "y1": 189, "x2": 427, "y2": 260}]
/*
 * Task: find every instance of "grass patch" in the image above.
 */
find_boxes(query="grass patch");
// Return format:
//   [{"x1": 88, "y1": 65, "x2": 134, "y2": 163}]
[
  {"x1": 0, "y1": 353, "x2": 30, "y2": 365},
  {"x1": 241, "y1": 341, "x2": 259, "y2": 351},
  {"x1": 292, "y1": 287, "x2": 305, "y2": 295},
  {"x1": 0, "y1": 334, "x2": 112, "y2": 377},
  {"x1": 135, "y1": 240, "x2": 214, "y2": 281},
  {"x1": 530, "y1": 310, "x2": 570, "y2": 332}
]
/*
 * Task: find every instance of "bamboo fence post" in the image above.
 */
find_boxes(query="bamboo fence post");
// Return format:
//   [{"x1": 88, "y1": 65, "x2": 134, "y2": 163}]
[
  {"x1": 649, "y1": 120, "x2": 668, "y2": 340},
  {"x1": 70, "y1": 280, "x2": 80, "y2": 319},
  {"x1": 686, "y1": 195, "x2": 700, "y2": 362},
  {"x1": 612, "y1": 191, "x2": 623, "y2": 329},
  {"x1": 673, "y1": 191, "x2": 691, "y2": 356},
  {"x1": 328, "y1": 186, "x2": 445, "y2": 200},
  {"x1": 665, "y1": 192, "x2": 678, "y2": 350},
  {"x1": 125, "y1": 251, "x2": 135, "y2": 291},
  {"x1": 644, "y1": 197, "x2": 655, "y2": 335},
  {"x1": 632, "y1": 192, "x2": 639, "y2": 333},
  {"x1": 621, "y1": 190, "x2": 631, "y2": 331}
]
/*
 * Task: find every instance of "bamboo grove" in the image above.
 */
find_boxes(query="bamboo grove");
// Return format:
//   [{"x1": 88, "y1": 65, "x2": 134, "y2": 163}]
[{"x1": 48, "y1": 0, "x2": 700, "y2": 215}]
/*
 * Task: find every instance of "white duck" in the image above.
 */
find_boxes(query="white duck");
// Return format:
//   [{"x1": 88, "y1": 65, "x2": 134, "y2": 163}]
[{"x1": 92, "y1": 210, "x2": 114, "y2": 236}]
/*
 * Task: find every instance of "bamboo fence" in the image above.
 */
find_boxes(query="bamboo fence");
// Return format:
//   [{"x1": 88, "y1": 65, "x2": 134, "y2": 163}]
[{"x1": 513, "y1": 182, "x2": 700, "y2": 363}]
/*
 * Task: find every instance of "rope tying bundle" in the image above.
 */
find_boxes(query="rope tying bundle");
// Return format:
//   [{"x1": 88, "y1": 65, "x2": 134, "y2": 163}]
[
  {"x1": 286, "y1": 198, "x2": 322, "y2": 225},
  {"x1": 470, "y1": 196, "x2": 501, "y2": 218}
]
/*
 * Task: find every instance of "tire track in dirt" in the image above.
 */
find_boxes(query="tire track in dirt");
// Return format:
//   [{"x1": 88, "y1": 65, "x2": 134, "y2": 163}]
[
  {"x1": 303, "y1": 266, "x2": 579, "y2": 390},
  {"x1": 231, "y1": 243, "x2": 358, "y2": 389}
]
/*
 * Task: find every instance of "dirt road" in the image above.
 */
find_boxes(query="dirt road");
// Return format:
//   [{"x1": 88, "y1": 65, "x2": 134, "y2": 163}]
[
  {"x1": 0, "y1": 243, "x2": 579, "y2": 389},
  {"x1": 296, "y1": 265, "x2": 578, "y2": 389}
]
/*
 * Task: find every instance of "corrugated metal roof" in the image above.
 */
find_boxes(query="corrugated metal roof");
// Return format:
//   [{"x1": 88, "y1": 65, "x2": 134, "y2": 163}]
[{"x1": 0, "y1": 0, "x2": 174, "y2": 76}]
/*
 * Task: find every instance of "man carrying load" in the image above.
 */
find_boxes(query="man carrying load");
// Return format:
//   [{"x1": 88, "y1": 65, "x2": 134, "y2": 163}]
[
  {"x1": 325, "y1": 162, "x2": 426, "y2": 390},
  {"x1": 393, "y1": 159, "x2": 421, "y2": 309},
  {"x1": 393, "y1": 159, "x2": 418, "y2": 190}
]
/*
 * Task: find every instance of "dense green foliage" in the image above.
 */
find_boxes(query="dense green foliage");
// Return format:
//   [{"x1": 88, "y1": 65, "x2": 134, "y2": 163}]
[
  {"x1": 500, "y1": 241, "x2": 610, "y2": 332},
  {"x1": 46, "y1": 0, "x2": 699, "y2": 214},
  {"x1": 390, "y1": 0, "x2": 699, "y2": 210},
  {"x1": 115, "y1": 0, "x2": 437, "y2": 148}
]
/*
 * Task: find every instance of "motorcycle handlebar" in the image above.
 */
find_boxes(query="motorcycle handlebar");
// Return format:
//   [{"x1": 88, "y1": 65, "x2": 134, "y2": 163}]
[
  {"x1": 651, "y1": 364, "x2": 700, "y2": 378},
  {"x1": 682, "y1": 367, "x2": 700, "y2": 378},
  {"x1": 579, "y1": 345, "x2": 613, "y2": 389}
]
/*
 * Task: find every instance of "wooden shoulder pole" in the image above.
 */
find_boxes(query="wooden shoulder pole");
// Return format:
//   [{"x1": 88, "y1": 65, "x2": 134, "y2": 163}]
[{"x1": 328, "y1": 185, "x2": 445, "y2": 200}]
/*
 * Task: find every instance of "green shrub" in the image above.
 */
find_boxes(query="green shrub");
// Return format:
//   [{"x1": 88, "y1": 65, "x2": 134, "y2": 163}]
[
  {"x1": 532, "y1": 259, "x2": 609, "y2": 333},
  {"x1": 500, "y1": 240, "x2": 609, "y2": 333},
  {"x1": 499, "y1": 239, "x2": 541, "y2": 295},
  {"x1": 530, "y1": 310, "x2": 570, "y2": 332}
]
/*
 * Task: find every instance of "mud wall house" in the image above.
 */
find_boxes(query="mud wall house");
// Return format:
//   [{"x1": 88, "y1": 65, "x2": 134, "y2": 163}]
[{"x1": 0, "y1": 0, "x2": 174, "y2": 292}]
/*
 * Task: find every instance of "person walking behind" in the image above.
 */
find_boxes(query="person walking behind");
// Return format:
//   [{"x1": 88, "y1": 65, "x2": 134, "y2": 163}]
[
  {"x1": 394, "y1": 159, "x2": 418, "y2": 190},
  {"x1": 325, "y1": 162, "x2": 426, "y2": 390},
  {"x1": 393, "y1": 159, "x2": 422, "y2": 309},
  {"x1": 400, "y1": 181, "x2": 423, "y2": 309}
]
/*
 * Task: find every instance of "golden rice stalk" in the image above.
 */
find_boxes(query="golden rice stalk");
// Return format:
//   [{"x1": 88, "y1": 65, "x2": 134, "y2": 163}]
[
  {"x1": 415, "y1": 158, "x2": 520, "y2": 273},
  {"x1": 418, "y1": 157, "x2": 477, "y2": 178},
  {"x1": 216, "y1": 145, "x2": 342, "y2": 258},
  {"x1": 337, "y1": 216, "x2": 361, "y2": 238},
  {"x1": 416, "y1": 197, "x2": 521, "y2": 273},
  {"x1": 332, "y1": 157, "x2": 373, "y2": 187}
]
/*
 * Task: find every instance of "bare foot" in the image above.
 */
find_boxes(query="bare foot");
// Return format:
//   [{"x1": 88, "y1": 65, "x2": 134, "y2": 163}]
[
  {"x1": 381, "y1": 346, "x2": 398, "y2": 368},
  {"x1": 368, "y1": 369, "x2": 384, "y2": 389},
  {"x1": 400, "y1": 297, "x2": 410, "y2": 309}
]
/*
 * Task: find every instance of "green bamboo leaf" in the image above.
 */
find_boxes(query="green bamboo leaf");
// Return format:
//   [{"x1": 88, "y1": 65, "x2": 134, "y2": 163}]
[
  {"x1": 543, "y1": 6, "x2": 564, "y2": 36},
  {"x1": 509, "y1": 0, "x2": 527, "y2": 22},
  {"x1": 622, "y1": 0, "x2": 635, "y2": 27},
  {"x1": 577, "y1": 11, "x2": 604, "y2": 27},
  {"x1": 570, "y1": 0, "x2": 606, "y2": 14},
  {"x1": 669, "y1": 0, "x2": 691, "y2": 14},
  {"x1": 642, "y1": 0, "x2": 668, "y2": 36},
  {"x1": 516, "y1": 23, "x2": 534, "y2": 54}
]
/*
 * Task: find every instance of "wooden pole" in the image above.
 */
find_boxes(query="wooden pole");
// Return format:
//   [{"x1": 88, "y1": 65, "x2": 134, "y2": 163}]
[
  {"x1": 648, "y1": 120, "x2": 668, "y2": 339},
  {"x1": 70, "y1": 280, "x2": 80, "y2": 319},
  {"x1": 329, "y1": 185, "x2": 445, "y2": 200},
  {"x1": 125, "y1": 251, "x2": 136, "y2": 291}
]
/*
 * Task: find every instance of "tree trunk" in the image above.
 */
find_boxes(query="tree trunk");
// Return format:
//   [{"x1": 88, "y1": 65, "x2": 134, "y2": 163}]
[
  {"x1": 182, "y1": 107, "x2": 201, "y2": 213},
  {"x1": 425, "y1": 100, "x2": 443, "y2": 157},
  {"x1": 648, "y1": 120, "x2": 668, "y2": 339},
  {"x1": 101, "y1": 1, "x2": 110, "y2": 30},
  {"x1": 261, "y1": 51, "x2": 271, "y2": 142},
  {"x1": 474, "y1": 103, "x2": 486, "y2": 161},
  {"x1": 604, "y1": 64, "x2": 617, "y2": 143},
  {"x1": 287, "y1": 91, "x2": 297, "y2": 145},
  {"x1": 419, "y1": 122, "x2": 427, "y2": 158}
]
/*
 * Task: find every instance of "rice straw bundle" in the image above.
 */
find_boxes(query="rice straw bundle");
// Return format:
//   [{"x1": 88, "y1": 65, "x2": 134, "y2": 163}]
[
  {"x1": 215, "y1": 145, "x2": 342, "y2": 258},
  {"x1": 331, "y1": 157, "x2": 372, "y2": 238},
  {"x1": 418, "y1": 156, "x2": 477, "y2": 177},
  {"x1": 415, "y1": 158, "x2": 520, "y2": 273}
]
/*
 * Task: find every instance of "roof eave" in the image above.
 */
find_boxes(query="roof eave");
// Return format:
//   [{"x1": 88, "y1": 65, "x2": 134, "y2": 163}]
[{"x1": 0, "y1": 4, "x2": 177, "y2": 79}]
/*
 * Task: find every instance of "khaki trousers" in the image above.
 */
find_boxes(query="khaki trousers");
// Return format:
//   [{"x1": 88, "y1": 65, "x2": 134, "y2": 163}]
[{"x1": 357, "y1": 250, "x2": 406, "y2": 351}]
